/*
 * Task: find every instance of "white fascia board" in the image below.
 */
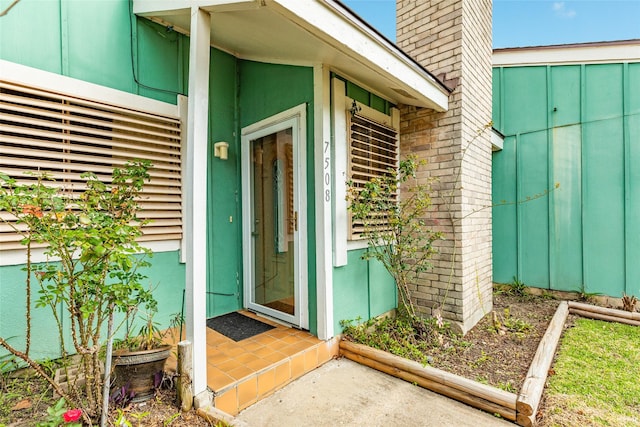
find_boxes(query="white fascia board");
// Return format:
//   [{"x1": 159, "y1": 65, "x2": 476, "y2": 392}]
[
  {"x1": 272, "y1": 0, "x2": 449, "y2": 111},
  {"x1": 133, "y1": 0, "x2": 257, "y2": 15},
  {"x1": 493, "y1": 42, "x2": 640, "y2": 67},
  {"x1": 0, "y1": 60, "x2": 178, "y2": 117},
  {"x1": 491, "y1": 129, "x2": 504, "y2": 152}
]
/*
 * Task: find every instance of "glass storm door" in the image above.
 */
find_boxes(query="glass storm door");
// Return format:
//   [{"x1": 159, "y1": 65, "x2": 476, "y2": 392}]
[{"x1": 242, "y1": 106, "x2": 307, "y2": 328}]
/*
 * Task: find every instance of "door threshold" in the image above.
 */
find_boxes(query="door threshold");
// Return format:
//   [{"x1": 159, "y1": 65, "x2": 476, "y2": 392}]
[{"x1": 246, "y1": 309, "x2": 302, "y2": 330}]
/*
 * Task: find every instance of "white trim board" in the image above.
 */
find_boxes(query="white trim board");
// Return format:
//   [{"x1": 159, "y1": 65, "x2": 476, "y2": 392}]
[
  {"x1": 331, "y1": 78, "x2": 348, "y2": 268},
  {"x1": 314, "y1": 65, "x2": 334, "y2": 340},
  {"x1": 183, "y1": 6, "x2": 211, "y2": 399},
  {"x1": 0, "y1": 241, "x2": 182, "y2": 267},
  {"x1": 0, "y1": 60, "x2": 179, "y2": 117},
  {"x1": 493, "y1": 41, "x2": 640, "y2": 67}
]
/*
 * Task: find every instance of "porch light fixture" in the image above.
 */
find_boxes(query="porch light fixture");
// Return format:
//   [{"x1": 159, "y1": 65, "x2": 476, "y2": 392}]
[{"x1": 214, "y1": 141, "x2": 229, "y2": 160}]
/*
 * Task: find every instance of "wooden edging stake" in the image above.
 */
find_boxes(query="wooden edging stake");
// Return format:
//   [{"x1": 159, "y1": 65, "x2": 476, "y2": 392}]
[
  {"x1": 177, "y1": 340, "x2": 193, "y2": 412},
  {"x1": 340, "y1": 340, "x2": 518, "y2": 421},
  {"x1": 341, "y1": 299, "x2": 638, "y2": 427},
  {"x1": 568, "y1": 301, "x2": 640, "y2": 325},
  {"x1": 516, "y1": 301, "x2": 568, "y2": 427}
]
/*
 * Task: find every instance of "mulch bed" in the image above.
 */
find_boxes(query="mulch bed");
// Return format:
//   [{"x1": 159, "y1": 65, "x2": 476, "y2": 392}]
[{"x1": 427, "y1": 293, "x2": 560, "y2": 393}]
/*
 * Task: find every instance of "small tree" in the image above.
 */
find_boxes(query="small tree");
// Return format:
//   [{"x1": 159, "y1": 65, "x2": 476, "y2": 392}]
[
  {"x1": 348, "y1": 155, "x2": 443, "y2": 317},
  {"x1": 0, "y1": 161, "x2": 155, "y2": 423}
]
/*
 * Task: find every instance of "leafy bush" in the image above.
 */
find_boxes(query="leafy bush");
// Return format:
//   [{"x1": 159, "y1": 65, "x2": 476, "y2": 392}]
[
  {"x1": 347, "y1": 155, "x2": 443, "y2": 316},
  {"x1": 0, "y1": 161, "x2": 155, "y2": 423}
]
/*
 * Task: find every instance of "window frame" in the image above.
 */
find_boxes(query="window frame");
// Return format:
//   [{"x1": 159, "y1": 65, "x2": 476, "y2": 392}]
[
  {"x1": 331, "y1": 78, "x2": 400, "y2": 266},
  {"x1": 0, "y1": 60, "x2": 186, "y2": 266}
]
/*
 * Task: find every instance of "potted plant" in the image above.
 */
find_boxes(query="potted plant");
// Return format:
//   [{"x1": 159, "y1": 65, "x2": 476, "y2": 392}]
[
  {"x1": 110, "y1": 309, "x2": 181, "y2": 403},
  {"x1": 0, "y1": 160, "x2": 157, "y2": 424}
]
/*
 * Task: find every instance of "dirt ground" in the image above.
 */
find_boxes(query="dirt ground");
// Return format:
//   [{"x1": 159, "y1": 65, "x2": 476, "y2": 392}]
[
  {"x1": 2, "y1": 385, "x2": 215, "y2": 427},
  {"x1": 2, "y1": 292, "x2": 563, "y2": 426},
  {"x1": 428, "y1": 292, "x2": 559, "y2": 393},
  {"x1": 113, "y1": 388, "x2": 215, "y2": 426}
]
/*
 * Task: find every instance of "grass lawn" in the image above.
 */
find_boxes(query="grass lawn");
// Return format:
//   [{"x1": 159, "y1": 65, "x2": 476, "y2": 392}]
[{"x1": 543, "y1": 318, "x2": 640, "y2": 426}]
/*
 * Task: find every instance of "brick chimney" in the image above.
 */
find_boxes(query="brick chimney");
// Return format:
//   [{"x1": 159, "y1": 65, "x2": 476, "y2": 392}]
[{"x1": 397, "y1": 0, "x2": 493, "y2": 333}]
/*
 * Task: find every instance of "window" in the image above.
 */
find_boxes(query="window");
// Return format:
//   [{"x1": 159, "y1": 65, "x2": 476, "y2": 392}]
[
  {"x1": 347, "y1": 111, "x2": 399, "y2": 240},
  {"x1": 0, "y1": 76, "x2": 182, "y2": 252}
]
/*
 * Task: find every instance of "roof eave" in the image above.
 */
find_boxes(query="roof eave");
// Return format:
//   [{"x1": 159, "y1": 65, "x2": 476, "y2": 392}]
[{"x1": 133, "y1": 0, "x2": 449, "y2": 111}]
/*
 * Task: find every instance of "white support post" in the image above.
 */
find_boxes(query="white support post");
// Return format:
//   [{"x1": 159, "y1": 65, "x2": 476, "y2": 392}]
[
  {"x1": 331, "y1": 78, "x2": 348, "y2": 267},
  {"x1": 314, "y1": 64, "x2": 334, "y2": 340},
  {"x1": 185, "y1": 6, "x2": 210, "y2": 400}
]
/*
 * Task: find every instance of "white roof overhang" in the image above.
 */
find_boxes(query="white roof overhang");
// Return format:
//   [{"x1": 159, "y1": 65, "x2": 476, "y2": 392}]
[
  {"x1": 133, "y1": 0, "x2": 450, "y2": 111},
  {"x1": 493, "y1": 39, "x2": 640, "y2": 67}
]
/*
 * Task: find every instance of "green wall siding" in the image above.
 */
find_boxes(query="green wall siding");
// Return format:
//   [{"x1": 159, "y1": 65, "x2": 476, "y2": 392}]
[
  {"x1": 336, "y1": 77, "x2": 392, "y2": 115},
  {"x1": 492, "y1": 136, "x2": 518, "y2": 281},
  {"x1": 518, "y1": 130, "x2": 549, "y2": 287},
  {"x1": 135, "y1": 18, "x2": 187, "y2": 102},
  {"x1": 207, "y1": 50, "x2": 242, "y2": 317},
  {"x1": 0, "y1": 0, "x2": 242, "y2": 335},
  {"x1": 0, "y1": 0, "x2": 186, "y2": 102},
  {"x1": 332, "y1": 250, "x2": 397, "y2": 333},
  {"x1": 502, "y1": 67, "x2": 547, "y2": 136},
  {"x1": 493, "y1": 62, "x2": 640, "y2": 297},
  {"x1": 238, "y1": 61, "x2": 317, "y2": 334},
  {"x1": 0, "y1": 0, "x2": 62, "y2": 74},
  {"x1": 0, "y1": 252, "x2": 184, "y2": 360}
]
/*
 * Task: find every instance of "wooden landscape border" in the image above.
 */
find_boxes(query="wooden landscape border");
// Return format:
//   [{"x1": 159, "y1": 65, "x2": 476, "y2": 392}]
[{"x1": 340, "y1": 300, "x2": 639, "y2": 426}]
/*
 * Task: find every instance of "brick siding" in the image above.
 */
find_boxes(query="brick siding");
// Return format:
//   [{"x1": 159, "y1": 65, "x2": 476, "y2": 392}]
[{"x1": 397, "y1": 0, "x2": 493, "y2": 333}]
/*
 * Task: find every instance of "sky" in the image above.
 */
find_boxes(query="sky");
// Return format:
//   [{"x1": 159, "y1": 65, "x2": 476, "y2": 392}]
[{"x1": 341, "y1": 0, "x2": 640, "y2": 48}]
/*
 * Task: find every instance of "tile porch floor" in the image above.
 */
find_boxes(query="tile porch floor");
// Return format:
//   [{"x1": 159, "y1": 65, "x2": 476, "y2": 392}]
[{"x1": 168, "y1": 310, "x2": 339, "y2": 416}]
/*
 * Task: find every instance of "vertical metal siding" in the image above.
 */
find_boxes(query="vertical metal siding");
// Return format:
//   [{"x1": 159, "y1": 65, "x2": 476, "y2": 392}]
[
  {"x1": 518, "y1": 130, "x2": 550, "y2": 287},
  {"x1": 493, "y1": 62, "x2": 640, "y2": 298},
  {"x1": 582, "y1": 64, "x2": 626, "y2": 295},
  {"x1": 626, "y1": 63, "x2": 640, "y2": 296},
  {"x1": 0, "y1": 0, "x2": 62, "y2": 73},
  {"x1": 491, "y1": 135, "x2": 517, "y2": 282},
  {"x1": 548, "y1": 66, "x2": 582, "y2": 292}
]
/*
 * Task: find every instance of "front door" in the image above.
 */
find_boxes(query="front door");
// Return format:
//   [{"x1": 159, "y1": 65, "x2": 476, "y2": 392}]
[{"x1": 241, "y1": 105, "x2": 307, "y2": 328}]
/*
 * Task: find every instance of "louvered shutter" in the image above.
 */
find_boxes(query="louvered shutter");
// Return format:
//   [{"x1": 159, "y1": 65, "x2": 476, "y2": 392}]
[
  {"x1": 347, "y1": 113, "x2": 399, "y2": 240},
  {"x1": 0, "y1": 81, "x2": 182, "y2": 251}
]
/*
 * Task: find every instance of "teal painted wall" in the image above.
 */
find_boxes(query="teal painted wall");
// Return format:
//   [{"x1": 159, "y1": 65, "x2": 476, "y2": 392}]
[
  {"x1": 332, "y1": 250, "x2": 397, "y2": 332},
  {"x1": 0, "y1": 0, "x2": 186, "y2": 103},
  {"x1": 0, "y1": 0, "x2": 386, "y2": 342},
  {"x1": 238, "y1": 61, "x2": 317, "y2": 334},
  {"x1": 492, "y1": 62, "x2": 640, "y2": 297},
  {"x1": 206, "y1": 50, "x2": 242, "y2": 318},
  {"x1": 331, "y1": 74, "x2": 392, "y2": 115},
  {"x1": 330, "y1": 77, "x2": 397, "y2": 332},
  {"x1": 0, "y1": 252, "x2": 184, "y2": 361},
  {"x1": 0, "y1": 0, "x2": 242, "y2": 353}
]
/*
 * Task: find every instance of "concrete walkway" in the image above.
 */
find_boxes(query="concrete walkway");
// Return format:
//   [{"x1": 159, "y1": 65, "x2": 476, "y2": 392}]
[{"x1": 235, "y1": 358, "x2": 513, "y2": 426}]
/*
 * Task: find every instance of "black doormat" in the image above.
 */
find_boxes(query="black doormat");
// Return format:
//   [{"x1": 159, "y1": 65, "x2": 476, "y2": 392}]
[{"x1": 206, "y1": 312, "x2": 275, "y2": 342}]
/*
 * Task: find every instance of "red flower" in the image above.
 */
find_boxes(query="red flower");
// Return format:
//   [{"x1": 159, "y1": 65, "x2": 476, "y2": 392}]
[{"x1": 63, "y1": 409, "x2": 82, "y2": 422}]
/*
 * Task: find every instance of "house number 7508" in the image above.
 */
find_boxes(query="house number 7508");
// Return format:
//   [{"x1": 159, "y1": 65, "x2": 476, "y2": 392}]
[{"x1": 324, "y1": 140, "x2": 331, "y2": 202}]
